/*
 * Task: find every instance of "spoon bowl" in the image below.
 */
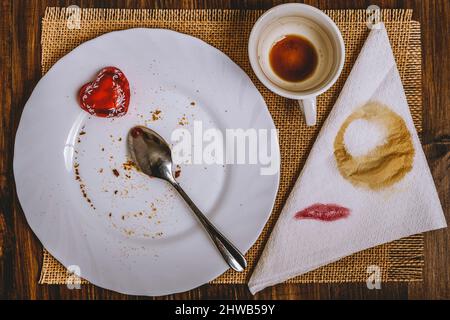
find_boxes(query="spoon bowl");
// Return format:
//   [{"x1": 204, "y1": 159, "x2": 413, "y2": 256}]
[
  {"x1": 127, "y1": 126, "x2": 173, "y2": 181},
  {"x1": 127, "y1": 125, "x2": 247, "y2": 272}
]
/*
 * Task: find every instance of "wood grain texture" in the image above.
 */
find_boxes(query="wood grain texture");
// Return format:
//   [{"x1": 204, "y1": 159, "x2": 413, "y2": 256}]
[
  {"x1": 0, "y1": 0, "x2": 448, "y2": 299},
  {"x1": 0, "y1": 0, "x2": 13, "y2": 297}
]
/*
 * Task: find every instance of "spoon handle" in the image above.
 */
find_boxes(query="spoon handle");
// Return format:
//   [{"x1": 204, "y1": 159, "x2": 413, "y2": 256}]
[{"x1": 171, "y1": 182, "x2": 247, "y2": 272}]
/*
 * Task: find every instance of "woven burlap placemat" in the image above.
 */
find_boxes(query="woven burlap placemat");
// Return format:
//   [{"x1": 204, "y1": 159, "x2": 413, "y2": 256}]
[{"x1": 39, "y1": 8, "x2": 423, "y2": 286}]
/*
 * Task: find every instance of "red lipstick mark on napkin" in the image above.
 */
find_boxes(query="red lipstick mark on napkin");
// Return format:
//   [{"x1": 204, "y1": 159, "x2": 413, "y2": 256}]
[{"x1": 294, "y1": 203, "x2": 350, "y2": 222}]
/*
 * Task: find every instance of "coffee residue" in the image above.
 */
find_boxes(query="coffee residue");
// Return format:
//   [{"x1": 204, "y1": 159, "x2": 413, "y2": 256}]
[
  {"x1": 269, "y1": 34, "x2": 318, "y2": 82},
  {"x1": 333, "y1": 102, "x2": 415, "y2": 190}
]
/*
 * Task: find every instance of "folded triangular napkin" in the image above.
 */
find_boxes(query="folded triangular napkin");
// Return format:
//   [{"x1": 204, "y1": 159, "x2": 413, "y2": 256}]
[{"x1": 248, "y1": 25, "x2": 447, "y2": 294}]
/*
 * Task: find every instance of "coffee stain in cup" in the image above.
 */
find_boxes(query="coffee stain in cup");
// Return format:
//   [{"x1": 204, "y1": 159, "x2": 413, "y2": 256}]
[
  {"x1": 269, "y1": 34, "x2": 318, "y2": 82},
  {"x1": 333, "y1": 102, "x2": 414, "y2": 190}
]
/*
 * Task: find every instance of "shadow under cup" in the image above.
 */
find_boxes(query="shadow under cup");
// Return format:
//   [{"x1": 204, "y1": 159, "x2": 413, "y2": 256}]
[{"x1": 251, "y1": 13, "x2": 345, "y2": 99}]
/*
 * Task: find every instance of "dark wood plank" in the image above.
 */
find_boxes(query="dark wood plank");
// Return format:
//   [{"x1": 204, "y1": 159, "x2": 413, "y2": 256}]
[
  {"x1": 408, "y1": 143, "x2": 450, "y2": 299},
  {"x1": 9, "y1": 0, "x2": 49, "y2": 300},
  {"x1": 419, "y1": 1, "x2": 450, "y2": 143},
  {"x1": 0, "y1": 0, "x2": 13, "y2": 299},
  {"x1": 1, "y1": 0, "x2": 448, "y2": 299}
]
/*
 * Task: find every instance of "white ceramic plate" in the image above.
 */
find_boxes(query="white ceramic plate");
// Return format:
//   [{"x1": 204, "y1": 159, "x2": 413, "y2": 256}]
[{"x1": 14, "y1": 28, "x2": 279, "y2": 296}]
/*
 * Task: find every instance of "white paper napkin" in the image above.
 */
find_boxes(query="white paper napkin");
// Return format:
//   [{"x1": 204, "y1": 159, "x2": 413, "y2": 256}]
[{"x1": 248, "y1": 25, "x2": 447, "y2": 294}]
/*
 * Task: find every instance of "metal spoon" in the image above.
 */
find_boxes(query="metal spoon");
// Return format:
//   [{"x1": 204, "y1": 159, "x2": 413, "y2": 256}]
[{"x1": 127, "y1": 126, "x2": 247, "y2": 272}]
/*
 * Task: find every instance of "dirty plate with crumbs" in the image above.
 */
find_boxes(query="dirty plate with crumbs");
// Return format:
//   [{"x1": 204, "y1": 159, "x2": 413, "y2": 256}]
[{"x1": 13, "y1": 28, "x2": 280, "y2": 296}]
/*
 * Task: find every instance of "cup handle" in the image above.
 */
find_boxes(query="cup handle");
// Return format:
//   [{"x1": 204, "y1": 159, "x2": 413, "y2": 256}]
[{"x1": 298, "y1": 98, "x2": 317, "y2": 126}]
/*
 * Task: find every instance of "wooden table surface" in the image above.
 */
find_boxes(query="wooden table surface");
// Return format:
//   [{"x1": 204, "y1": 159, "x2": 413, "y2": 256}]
[{"x1": 0, "y1": 0, "x2": 448, "y2": 300}]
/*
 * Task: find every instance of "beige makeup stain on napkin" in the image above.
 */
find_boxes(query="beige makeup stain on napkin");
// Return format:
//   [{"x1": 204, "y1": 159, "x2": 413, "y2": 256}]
[{"x1": 334, "y1": 101, "x2": 415, "y2": 190}]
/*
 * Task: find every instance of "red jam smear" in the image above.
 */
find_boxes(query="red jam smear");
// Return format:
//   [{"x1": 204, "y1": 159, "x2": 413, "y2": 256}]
[
  {"x1": 130, "y1": 127, "x2": 143, "y2": 138},
  {"x1": 78, "y1": 67, "x2": 130, "y2": 118}
]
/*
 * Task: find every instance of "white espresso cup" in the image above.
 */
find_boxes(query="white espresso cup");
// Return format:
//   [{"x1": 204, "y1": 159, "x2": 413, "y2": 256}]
[{"x1": 248, "y1": 3, "x2": 345, "y2": 126}]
